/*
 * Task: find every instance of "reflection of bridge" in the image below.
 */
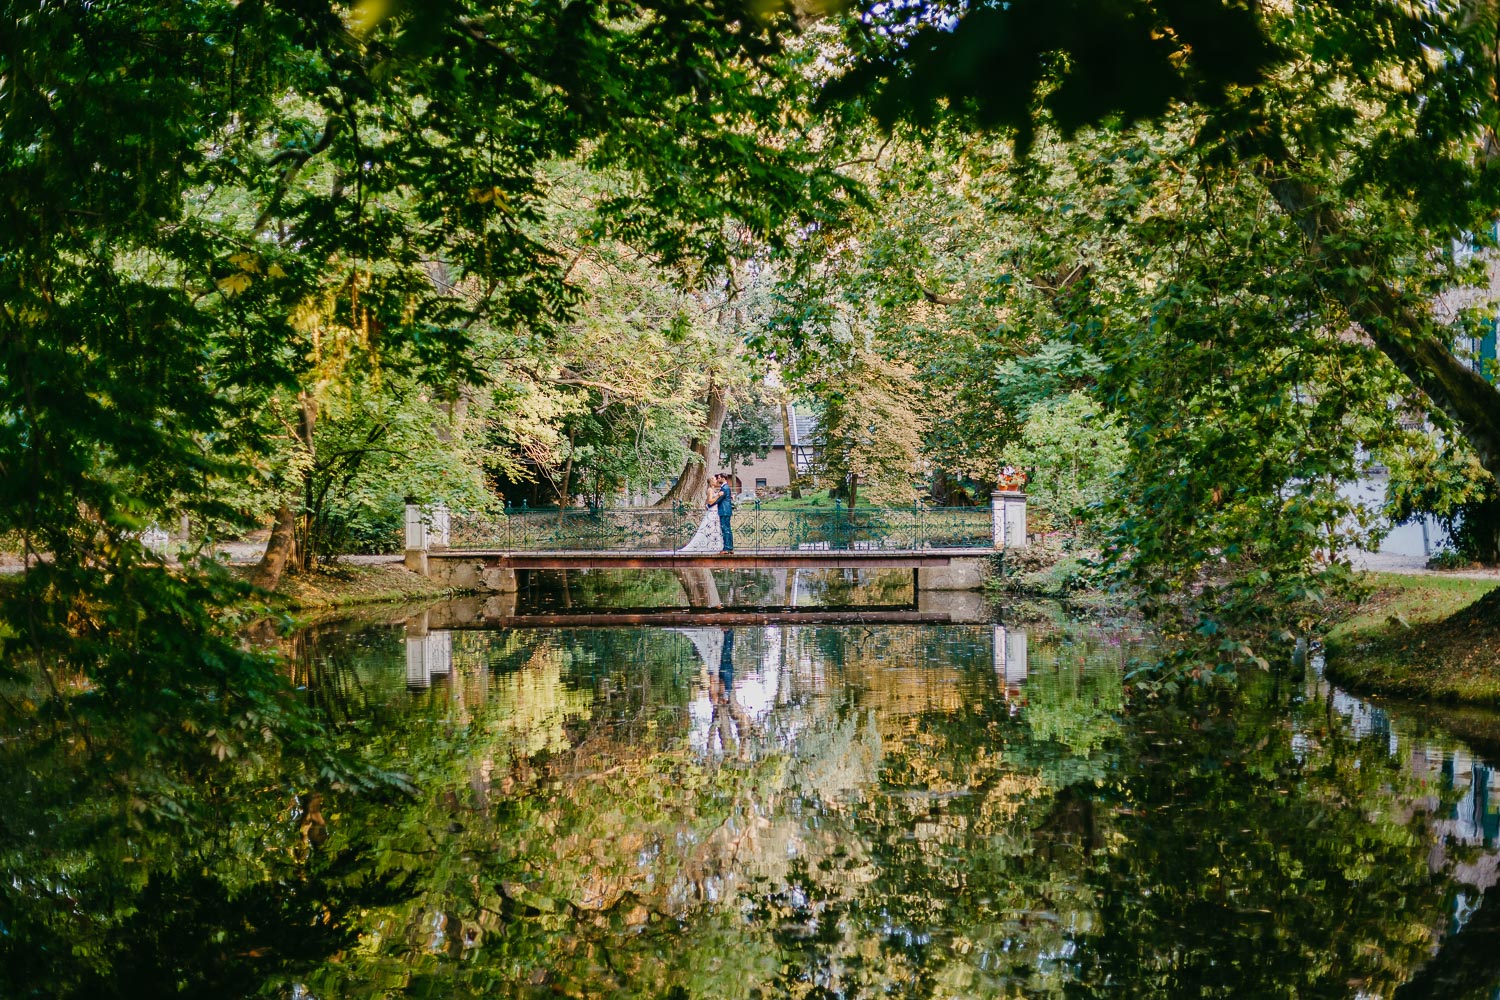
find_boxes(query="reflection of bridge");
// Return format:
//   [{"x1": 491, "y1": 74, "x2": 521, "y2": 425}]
[
  {"x1": 401, "y1": 494, "x2": 1028, "y2": 595},
  {"x1": 402, "y1": 602, "x2": 1031, "y2": 705}
]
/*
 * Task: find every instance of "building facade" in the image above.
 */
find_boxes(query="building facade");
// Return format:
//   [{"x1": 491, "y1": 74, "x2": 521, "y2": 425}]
[{"x1": 720, "y1": 406, "x2": 819, "y2": 496}]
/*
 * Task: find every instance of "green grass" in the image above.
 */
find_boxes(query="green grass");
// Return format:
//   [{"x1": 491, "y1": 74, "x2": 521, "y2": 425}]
[
  {"x1": 754, "y1": 488, "x2": 874, "y2": 510},
  {"x1": 1324, "y1": 572, "x2": 1500, "y2": 705},
  {"x1": 1327, "y1": 573, "x2": 1498, "y2": 640}
]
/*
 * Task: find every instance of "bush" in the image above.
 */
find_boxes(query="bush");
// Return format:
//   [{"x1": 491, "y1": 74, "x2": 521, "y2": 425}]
[{"x1": 1009, "y1": 392, "x2": 1127, "y2": 531}]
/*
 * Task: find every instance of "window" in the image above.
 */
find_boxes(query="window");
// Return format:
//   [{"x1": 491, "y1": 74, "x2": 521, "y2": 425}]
[{"x1": 755, "y1": 478, "x2": 768, "y2": 492}]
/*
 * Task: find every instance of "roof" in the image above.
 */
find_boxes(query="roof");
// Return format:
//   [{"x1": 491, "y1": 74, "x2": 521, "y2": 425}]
[{"x1": 769, "y1": 408, "x2": 820, "y2": 448}]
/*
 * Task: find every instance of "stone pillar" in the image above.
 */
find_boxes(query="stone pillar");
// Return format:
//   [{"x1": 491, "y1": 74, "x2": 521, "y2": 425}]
[
  {"x1": 481, "y1": 565, "x2": 519, "y2": 594},
  {"x1": 992, "y1": 490, "x2": 1028, "y2": 549},
  {"x1": 405, "y1": 503, "x2": 429, "y2": 573},
  {"x1": 429, "y1": 502, "x2": 450, "y2": 550}
]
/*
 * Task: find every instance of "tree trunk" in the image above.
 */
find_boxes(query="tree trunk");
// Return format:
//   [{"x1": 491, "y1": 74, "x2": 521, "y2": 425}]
[
  {"x1": 780, "y1": 401, "x2": 801, "y2": 499},
  {"x1": 657, "y1": 382, "x2": 730, "y2": 507},
  {"x1": 1250, "y1": 136, "x2": 1500, "y2": 480},
  {"x1": 250, "y1": 503, "x2": 298, "y2": 591},
  {"x1": 253, "y1": 391, "x2": 316, "y2": 590},
  {"x1": 295, "y1": 392, "x2": 317, "y2": 571},
  {"x1": 558, "y1": 426, "x2": 577, "y2": 507},
  {"x1": 435, "y1": 385, "x2": 472, "y2": 445}
]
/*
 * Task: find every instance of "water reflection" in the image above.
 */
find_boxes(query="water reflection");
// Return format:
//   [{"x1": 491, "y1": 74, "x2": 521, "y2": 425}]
[
  {"x1": 515, "y1": 566, "x2": 920, "y2": 612},
  {"x1": 343, "y1": 616, "x2": 1500, "y2": 996},
  {"x1": 15, "y1": 607, "x2": 1500, "y2": 997}
]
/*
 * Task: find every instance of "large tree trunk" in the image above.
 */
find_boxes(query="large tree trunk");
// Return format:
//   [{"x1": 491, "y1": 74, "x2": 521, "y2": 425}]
[
  {"x1": 558, "y1": 426, "x2": 577, "y2": 507},
  {"x1": 253, "y1": 392, "x2": 316, "y2": 591},
  {"x1": 780, "y1": 401, "x2": 801, "y2": 499},
  {"x1": 250, "y1": 503, "x2": 298, "y2": 591},
  {"x1": 657, "y1": 382, "x2": 730, "y2": 507},
  {"x1": 674, "y1": 568, "x2": 723, "y2": 608},
  {"x1": 1251, "y1": 137, "x2": 1500, "y2": 480}
]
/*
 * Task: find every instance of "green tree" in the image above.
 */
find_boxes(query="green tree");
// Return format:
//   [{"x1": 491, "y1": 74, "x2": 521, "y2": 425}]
[
  {"x1": 816, "y1": 350, "x2": 929, "y2": 504},
  {"x1": 835, "y1": 0, "x2": 1500, "y2": 481},
  {"x1": 772, "y1": 1, "x2": 1500, "y2": 656},
  {"x1": 719, "y1": 401, "x2": 776, "y2": 483},
  {"x1": 1010, "y1": 391, "x2": 1128, "y2": 528},
  {"x1": 0, "y1": 0, "x2": 855, "y2": 847}
]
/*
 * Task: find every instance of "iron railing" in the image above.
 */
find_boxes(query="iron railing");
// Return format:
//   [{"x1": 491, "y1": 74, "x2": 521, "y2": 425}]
[{"x1": 438, "y1": 502, "x2": 996, "y2": 553}]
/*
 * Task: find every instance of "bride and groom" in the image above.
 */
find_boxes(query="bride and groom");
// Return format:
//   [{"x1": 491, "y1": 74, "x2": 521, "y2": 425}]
[{"x1": 680, "y1": 473, "x2": 735, "y2": 554}]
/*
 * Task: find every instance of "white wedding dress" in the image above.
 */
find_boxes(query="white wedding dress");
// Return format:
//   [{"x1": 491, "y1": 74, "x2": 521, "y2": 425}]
[{"x1": 679, "y1": 508, "x2": 723, "y2": 553}]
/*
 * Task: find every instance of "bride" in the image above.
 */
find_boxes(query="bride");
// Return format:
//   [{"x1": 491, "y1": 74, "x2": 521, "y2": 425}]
[{"x1": 678, "y1": 475, "x2": 724, "y2": 553}]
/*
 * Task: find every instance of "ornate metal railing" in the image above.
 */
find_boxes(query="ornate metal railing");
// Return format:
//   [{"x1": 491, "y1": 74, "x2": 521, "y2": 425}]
[
  {"x1": 432, "y1": 502, "x2": 996, "y2": 553},
  {"x1": 449, "y1": 505, "x2": 701, "y2": 552}
]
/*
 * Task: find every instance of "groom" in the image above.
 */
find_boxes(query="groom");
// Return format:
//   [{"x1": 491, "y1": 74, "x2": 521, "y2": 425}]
[{"x1": 708, "y1": 474, "x2": 735, "y2": 554}]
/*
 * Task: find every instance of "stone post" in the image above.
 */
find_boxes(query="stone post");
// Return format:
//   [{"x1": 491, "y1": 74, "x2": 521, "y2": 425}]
[
  {"x1": 992, "y1": 490, "x2": 1028, "y2": 549},
  {"x1": 405, "y1": 630, "x2": 453, "y2": 690},
  {"x1": 404, "y1": 502, "x2": 429, "y2": 573},
  {"x1": 429, "y1": 502, "x2": 450, "y2": 550}
]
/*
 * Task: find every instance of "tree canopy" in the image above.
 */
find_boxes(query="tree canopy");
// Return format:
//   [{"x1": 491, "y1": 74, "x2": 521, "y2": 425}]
[
  {"x1": 0, "y1": 0, "x2": 851, "y2": 793},
  {"x1": 3, "y1": 0, "x2": 1500, "y2": 822}
]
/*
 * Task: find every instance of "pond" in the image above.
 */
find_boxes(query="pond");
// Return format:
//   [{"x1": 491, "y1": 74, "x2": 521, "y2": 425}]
[{"x1": 8, "y1": 575, "x2": 1500, "y2": 997}]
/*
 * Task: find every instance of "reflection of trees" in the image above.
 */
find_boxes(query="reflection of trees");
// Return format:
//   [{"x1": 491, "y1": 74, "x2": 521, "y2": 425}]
[
  {"x1": 357, "y1": 626, "x2": 1494, "y2": 995},
  {"x1": 303, "y1": 624, "x2": 1124, "y2": 996},
  {"x1": 1067, "y1": 675, "x2": 1460, "y2": 998},
  {"x1": 795, "y1": 568, "x2": 913, "y2": 607},
  {"x1": 515, "y1": 568, "x2": 914, "y2": 612},
  {"x1": 10, "y1": 621, "x2": 1499, "y2": 997},
  {"x1": 516, "y1": 568, "x2": 789, "y2": 611},
  {"x1": 0, "y1": 619, "x2": 421, "y2": 998}
]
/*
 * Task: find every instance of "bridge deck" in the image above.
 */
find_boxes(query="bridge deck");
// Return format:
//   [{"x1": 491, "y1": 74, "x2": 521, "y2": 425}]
[
  {"x1": 453, "y1": 610, "x2": 955, "y2": 628},
  {"x1": 441, "y1": 548, "x2": 994, "y2": 570}
]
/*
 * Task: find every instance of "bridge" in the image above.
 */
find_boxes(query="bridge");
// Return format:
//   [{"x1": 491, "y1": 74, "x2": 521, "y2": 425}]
[{"x1": 401, "y1": 492, "x2": 1028, "y2": 595}]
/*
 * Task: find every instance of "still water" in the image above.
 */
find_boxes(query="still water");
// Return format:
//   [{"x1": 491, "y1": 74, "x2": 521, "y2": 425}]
[
  {"x1": 273, "y1": 582, "x2": 1500, "y2": 998},
  {"x1": 11, "y1": 570, "x2": 1500, "y2": 997}
]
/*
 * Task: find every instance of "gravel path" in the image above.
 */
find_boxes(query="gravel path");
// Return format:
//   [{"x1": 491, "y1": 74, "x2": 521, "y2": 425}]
[
  {"x1": 209, "y1": 541, "x2": 400, "y2": 566},
  {"x1": 1350, "y1": 549, "x2": 1500, "y2": 579}
]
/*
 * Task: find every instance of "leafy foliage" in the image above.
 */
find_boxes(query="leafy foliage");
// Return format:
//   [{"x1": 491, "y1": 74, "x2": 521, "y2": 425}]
[
  {"x1": 1386, "y1": 435, "x2": 1500, "y2": 563},
  {"x1": 720, "y1": 402, "x2": 776, "y2": 474},
  {"x1": 0, "y1": 0, "x2": 850, "y2": 724},
  {"x1": 0, "y1": 3, "x2": 863, "y2": 959},
  {"x1": 1010, "y1": 391, "x2": 1128, "y2": 527}
]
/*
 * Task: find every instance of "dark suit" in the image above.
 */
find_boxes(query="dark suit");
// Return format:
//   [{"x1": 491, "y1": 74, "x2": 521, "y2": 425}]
[{"x1": 712, "y1": 486, "x2": 734, "y2": 552}]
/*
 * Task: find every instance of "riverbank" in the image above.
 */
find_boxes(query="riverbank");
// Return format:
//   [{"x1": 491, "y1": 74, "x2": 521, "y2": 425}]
[
  {"x1": 1324, "y1": 572, "x2": 1500, "y2": 706},
  {"x1": 233, "y1": 560, "x2": 449, "y2": 615}
]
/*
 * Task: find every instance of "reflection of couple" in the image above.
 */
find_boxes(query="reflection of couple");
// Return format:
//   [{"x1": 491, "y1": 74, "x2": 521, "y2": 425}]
[
  {"x1": 679, "y1": 473, "x2": 735, "y2": 553},
  {"x1": 707, "y1": 628, "x2": 752, "y2": 759}
]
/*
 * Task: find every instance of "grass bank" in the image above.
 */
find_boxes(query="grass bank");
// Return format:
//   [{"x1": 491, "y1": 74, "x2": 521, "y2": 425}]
[
  {"x1": 754, "y1": 488, "x2": 872, "y2": 510},
  {"x1": 234, "y1": 560, "x2": 449, "y2": 614},
  {"x1": 1324, "y1": 572, "x2": 1500, "y2": 705}
]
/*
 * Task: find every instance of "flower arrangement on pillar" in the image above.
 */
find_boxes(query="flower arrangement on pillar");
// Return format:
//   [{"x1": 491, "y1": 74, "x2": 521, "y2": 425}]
[{"x1": 992, "y1": 466, "x2": 1029, "y2": 550}]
